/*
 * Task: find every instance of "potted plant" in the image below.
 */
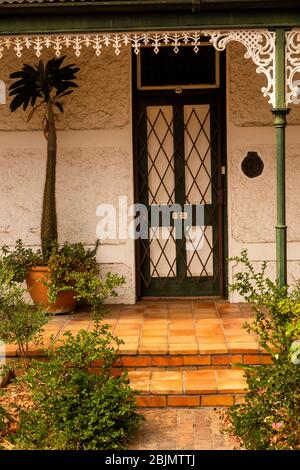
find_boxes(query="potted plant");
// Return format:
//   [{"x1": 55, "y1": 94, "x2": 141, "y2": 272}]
[
  {"x1": 7, "y1": 58, "x2": 124, "y2": 314},
  {"x1": 8, "y1": 56, "x2": 80, "y2": 313},
  {"x1": 0, "y1": 240, "x2": 124, "y2": 317}
]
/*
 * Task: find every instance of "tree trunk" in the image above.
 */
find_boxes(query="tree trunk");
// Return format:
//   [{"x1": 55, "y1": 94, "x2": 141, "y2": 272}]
[{"x1": 41, "y1": 101, "x2": 58, "y2": 259}]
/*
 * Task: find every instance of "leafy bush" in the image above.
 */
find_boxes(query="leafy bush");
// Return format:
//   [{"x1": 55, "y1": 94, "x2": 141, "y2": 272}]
[
  {"x1": 10, "y1": 326, "x2": 143, "y2": 450},
  {"x1": 228, "y1": 250, "x2": 300, "y2": 450},
  {"x1": 0, "y1": 268, "x2": 49, "y2": 367}
]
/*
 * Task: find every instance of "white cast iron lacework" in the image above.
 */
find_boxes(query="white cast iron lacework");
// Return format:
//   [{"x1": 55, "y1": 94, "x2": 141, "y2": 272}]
[
  {"x1": 0, "y1": 30, "x2": 276, "y2": 106},
  {"x1": 286, "y1": 30, "x2": 300, "y2": 105},
  {"x1": 205, "y1": 30, "x2": 275, "y2": 106}
]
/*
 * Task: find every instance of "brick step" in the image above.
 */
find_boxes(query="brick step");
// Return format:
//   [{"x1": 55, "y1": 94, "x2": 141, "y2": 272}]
[
  {"x1": 119, "y1": 353, "x2": 272, "y2": 368},
  {"x1": 127, "y1": 369, "x2": 247, "y2": 408}
]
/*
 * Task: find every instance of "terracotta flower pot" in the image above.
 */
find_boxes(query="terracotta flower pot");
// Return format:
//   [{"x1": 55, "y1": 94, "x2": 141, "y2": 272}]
[{"x1": 26, "y1": 266, "x2": 77, "y2": 314}]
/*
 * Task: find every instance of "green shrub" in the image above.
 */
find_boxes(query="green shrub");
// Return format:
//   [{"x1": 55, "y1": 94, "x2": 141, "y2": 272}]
[
  {"x1": 0, "y1": 268, "x2": 49, "y2": 367},
  {"x1": 11, "y1": 326, "x2": 143, "y2": 450},
  {"x1": 228, "y1": 250, "x2": 300, "y2": 450}
]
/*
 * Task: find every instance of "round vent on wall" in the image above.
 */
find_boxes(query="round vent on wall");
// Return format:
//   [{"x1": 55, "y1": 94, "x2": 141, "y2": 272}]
[{"x1": 241, "y1": 152, "x2": 264, "y2": 178}]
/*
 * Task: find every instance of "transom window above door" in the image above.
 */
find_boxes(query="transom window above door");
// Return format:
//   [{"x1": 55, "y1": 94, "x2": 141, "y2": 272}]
[{"x1": 137, "y1": 44, "x2": 220, "y2": 91}]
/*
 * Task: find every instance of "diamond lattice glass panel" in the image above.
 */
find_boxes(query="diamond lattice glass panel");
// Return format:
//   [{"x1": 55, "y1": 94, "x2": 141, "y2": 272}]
[
  {"x1": 186, "y1": 225, "x2": 213, "y2": 277},
  {"x1": 147, "y1": 106, "x2": 175, "y2": 205},
  {"x1": 184, "y1": 104, "x2": 212, "y2": 205},
  {"x1": 149, "y1": 226, "x2": 176, "y2": 278}
]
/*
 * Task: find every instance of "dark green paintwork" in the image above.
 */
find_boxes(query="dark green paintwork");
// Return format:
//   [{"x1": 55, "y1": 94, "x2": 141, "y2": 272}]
[
  {"x1": 1, "y1": 10, "x2": 300, "y2": 35},
  {"x1": 273, "y1": 29, "x2": 289, "y2": 288}
]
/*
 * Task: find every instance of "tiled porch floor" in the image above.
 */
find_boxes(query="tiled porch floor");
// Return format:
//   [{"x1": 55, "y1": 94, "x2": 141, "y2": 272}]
[{"x1": 10, "y1": 299, "x2": 263, "y2": 357}]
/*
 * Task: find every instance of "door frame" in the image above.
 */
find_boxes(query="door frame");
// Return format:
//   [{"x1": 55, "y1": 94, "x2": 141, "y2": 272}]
[{"x1": 132, "y1": 49, "x2": 227, "y2": 299}]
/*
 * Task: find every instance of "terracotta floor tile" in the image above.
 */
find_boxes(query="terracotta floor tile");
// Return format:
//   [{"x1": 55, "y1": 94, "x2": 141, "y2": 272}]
[
  {"x1": 217, "y1": 304, "x2": 241, "y2": 312},
  {"x1": 115, "y1": 321, "x2": 142, "y2": 328},
  {"x1": 144, "y1": 303, "x2": 168, "y2": 309},
  {"x1": 116, "y1": 335, "x2": 141, "y2": 343},
  {"x1": 196, "y1": 336, "x2": 225, "y2": 343},
  {"x1": 216, "y1": 369, "x2": 245, "y2": 379},
  {"x1": 128, "y1": 371, "x2": 151, "y2": 393},
  {"x1": 115, "y1": 323, "x2": 142, "y2": 330},
  {"x1": 219, "y1": 312, "x2": 248, "y2": 319},
  {"x1": 168, "y1": 320, "x2": 194, "y2": 327},
  {"x1": 121, "y1": 304, "x2": 145, "y2": 311},
  {"x1": 114, "y1": 330, "x2": 141, "y2": 338},
  {"x1": 118, "y1": 343, "x2": 139, "y2": 354},
  {"x1": 168, "y1": 301, "x2": 193, "y2": 307},
  {"x1": 143, "y1": 320, "x2": 169, "y2": 326},
  {"x1": 217, "y1": 380, "x2": 247, "y2": 393},
  {"x1": 139, "y1": 336, "x2": 167, "y2": 344},
  {"x1": 185, "y1": 371, "x2": 218, "y2": 394},
  {"x1": 198, "y1": 343, "x2": 228, "y2": 354},
  {"x1": 185, "y1": 370, "x2": 216, "y2": 380},
  {"x1": 168, "y1": 312, "x2": 194, "y2": 318},
  {"x1": 195, "y1": 318, "x2": 221, "y2": 325},
  {"x1": 141, "y1": 331, "x2": 168, "y2": 338},
  {"x1": 227, "y1": 343, "x2": 259, "y2": 353},
  {"x1": 152, "y1": 371, "x2": 182, "y2": 381},
  {"x1": 169, "y1": 336, "x2": 197, "y2": 343},
  {"x1": 196, "y1": 329, "x2": 224, "y2": 336},
  {"x1": 225, "y1": 335, "x2": 256, "y2": 343},
  {"x1": 118, "y1": 312, "x2": 144, "y2": 323},
  {"x1": 145, "y1": 307, "x2": 168, "y2": 313},
  {"x1": 221, "y1": 318, "x2": 245, "y2": 325},
  {"x1": 139, "y1": 345, "x2": 168, "y2": 355},
  {"x1": 193, "y1": 302, "x2": 216, "y2": 309},
  {"x1": 145, "y1": 312, "x2": 169, "y2": 319},
  {"x1": 142, "y1": 328, "x2": 169, "y2": 334},
  {"x1": 101, "y1": 319, "x2": 117, "y2": 326},
  {"x1": 168, "y1": 344, "x2": 199, "y2": 354},
  {"x1": 193, "y1": 311, "x2": 219, "y2": 318},
  {"x1": 185, "y1": 381, "x2": 218, "y2": 394},
  {"x1": 150, "y1": 381, "x2": 183, "y2": 395},
  {"x1": 62, "y1": 321, "x2": 91, "y2": 330},
  {"x1": 128, "y1": 371, "x2": 151, "y2": 379},
  {"x1": 223, "y1": 328, "x2": 251, "y2": 336},
  {"x1": 141, "y1": 330, "x2": 169, "y2": 337},
  {"x1": 168, "y1": 328, "x2": 195, "y2": 335}
]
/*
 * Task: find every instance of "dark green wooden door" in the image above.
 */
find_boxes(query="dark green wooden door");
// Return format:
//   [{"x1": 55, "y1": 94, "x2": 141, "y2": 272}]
[{"x1": 135, "y1": 93, "x2": 225, "y2": 297}]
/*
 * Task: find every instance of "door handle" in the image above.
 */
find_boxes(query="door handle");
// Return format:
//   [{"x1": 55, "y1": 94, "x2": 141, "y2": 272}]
[{"x1": 172, "y1": 212, "x2": 188, "y2": 220}]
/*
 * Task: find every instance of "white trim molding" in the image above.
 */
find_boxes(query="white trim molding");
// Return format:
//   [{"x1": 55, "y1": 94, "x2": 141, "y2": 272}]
[
  {"x1": 0, "y1": 29, "x2": 276, "y2": 106},
  {"x1": 286, "y1": 30, "x2": 300, "y2": 105}
]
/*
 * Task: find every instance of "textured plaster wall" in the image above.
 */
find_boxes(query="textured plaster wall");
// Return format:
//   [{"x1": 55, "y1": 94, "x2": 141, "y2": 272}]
[
  {"x1": 0, "y1": 47, "x2": 135, "y2": 303},
  {"x1": 227, "y1": 43, "x2": 300, "y2": 301}
]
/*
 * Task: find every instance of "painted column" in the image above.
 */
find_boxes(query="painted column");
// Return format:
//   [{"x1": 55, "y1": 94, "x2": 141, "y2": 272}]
[{"x1": 272, "y1": 28, "x2": 289, "y2": 287}]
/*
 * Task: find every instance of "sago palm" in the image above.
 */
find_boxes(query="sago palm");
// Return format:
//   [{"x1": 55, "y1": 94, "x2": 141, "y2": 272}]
[{"x1": 9, "y1": 56, "x2": 79, "y2": 259}]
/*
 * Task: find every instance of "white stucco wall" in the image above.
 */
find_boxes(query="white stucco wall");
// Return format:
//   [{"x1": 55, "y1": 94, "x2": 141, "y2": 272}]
[
  {"x1": 227, "y1": 43, "x2": 300, "y2": 301},
  {"x1": 0, "y1": 47, "x2": 136, "y2": 303}
]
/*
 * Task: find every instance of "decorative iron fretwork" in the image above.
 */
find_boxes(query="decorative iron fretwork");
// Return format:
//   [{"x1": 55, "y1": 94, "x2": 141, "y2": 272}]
[
  {"x1": 205, "y1": 30, "x2": 276, "y2": 106},
  {"x1": 286, "y1": 30, "x2": 300, "y2": 105},
  {"x1": 0, "y1": 30, "x2": 275, "y2": 105}
]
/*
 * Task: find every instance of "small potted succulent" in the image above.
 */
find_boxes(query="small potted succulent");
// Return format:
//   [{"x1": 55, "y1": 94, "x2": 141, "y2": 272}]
[{"x1": 7, "y1": 57, "x2": 124, "y2": 313}]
